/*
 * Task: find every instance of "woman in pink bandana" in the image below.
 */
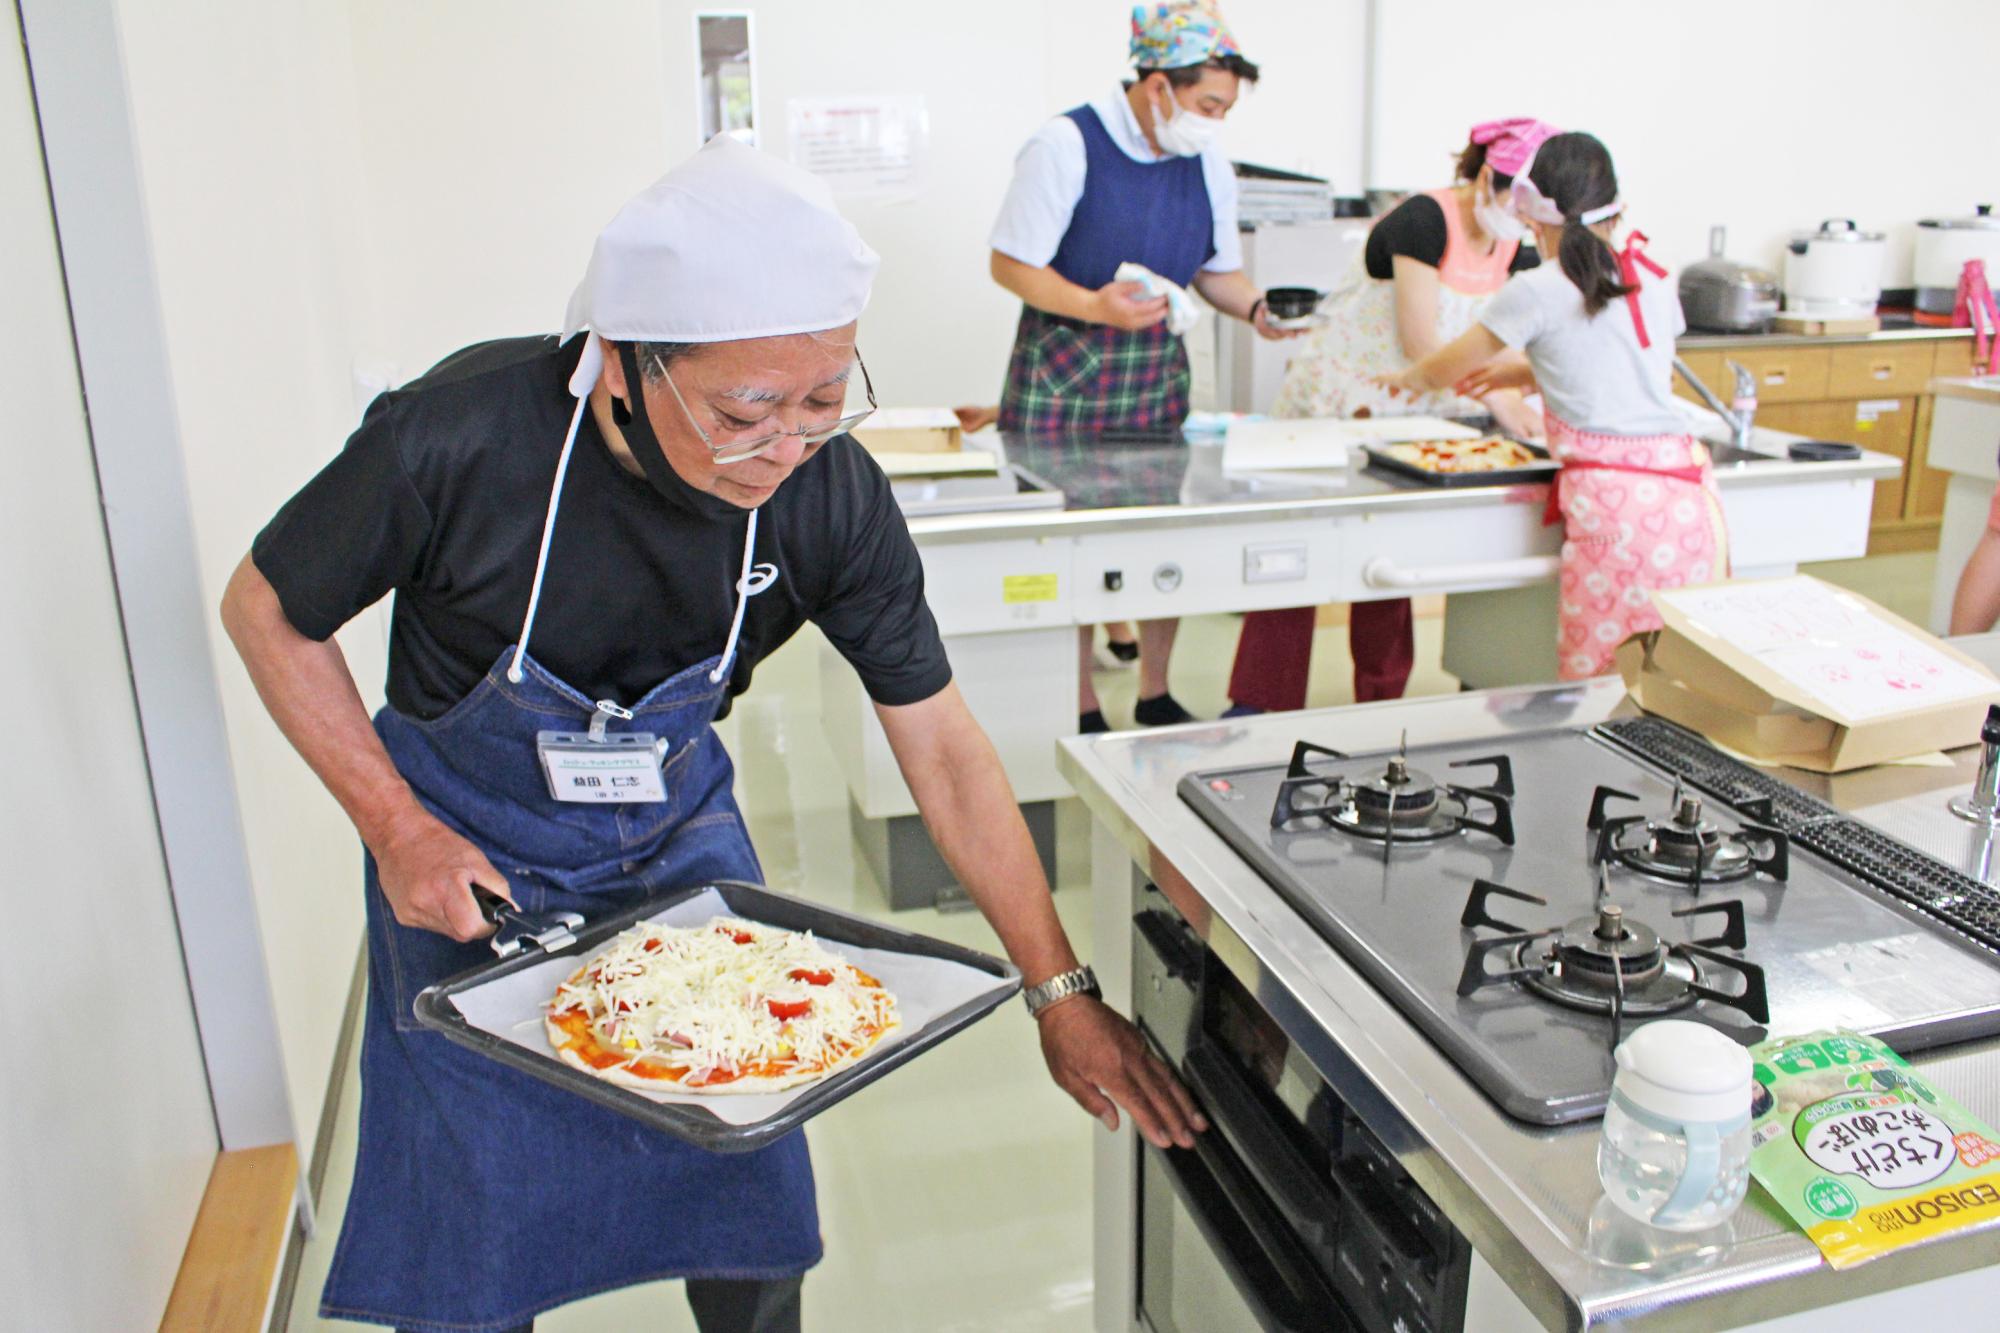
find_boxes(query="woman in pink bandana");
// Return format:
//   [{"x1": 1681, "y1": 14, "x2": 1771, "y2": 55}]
[
  {"x1": 1225, "y1": 119, "x2": 1554, "y2": 716},
  {"x1": 1382, "y1": 132, "x2": 1729, "y2": 681}
]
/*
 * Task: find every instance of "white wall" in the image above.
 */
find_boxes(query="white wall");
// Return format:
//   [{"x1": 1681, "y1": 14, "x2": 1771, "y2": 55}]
[
  {"x1": 1370, "y1": 0, "x2": 2000, "y2": 285},
  {"x1": 337, "y1": 0, "x2": 1367, "y2": 408},
  {"x1": 0, "y1": 9, "x2": 218, "y2": 1324},
  {"x1": 112, "y1": 0, "x2": 386, "y2": 1153}
]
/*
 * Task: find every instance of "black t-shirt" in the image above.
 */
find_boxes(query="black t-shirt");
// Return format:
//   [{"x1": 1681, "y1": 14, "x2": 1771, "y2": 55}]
[
  {"x1": 1363, "y1": 193, "x2": 1543, "y2": 281},
  {"x1": 252, "y1": 336, "x2": 952, "y2": 721}
]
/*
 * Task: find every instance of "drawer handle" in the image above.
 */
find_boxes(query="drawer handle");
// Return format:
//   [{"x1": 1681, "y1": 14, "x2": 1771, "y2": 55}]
[
  {"x1": 1764, "y1": 368, "x2": 1789, "y2": 386},
  {"x1": 1872, "y1": 362, "x2": 1894, "y2": 380},
  {"x1": 1363, "y1": 554, "x2": 1559, "y2": 591}
]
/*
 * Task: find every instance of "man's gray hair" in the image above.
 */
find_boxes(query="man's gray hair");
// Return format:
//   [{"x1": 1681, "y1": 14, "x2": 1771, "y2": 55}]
[{"x1": 632, "y1": 341, "x2": 697, "y2": 382}]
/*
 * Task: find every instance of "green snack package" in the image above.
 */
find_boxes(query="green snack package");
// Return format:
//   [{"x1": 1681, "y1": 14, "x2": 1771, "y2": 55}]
[{"x1": 1748, "y1": 1030, "x2": 2000, "y2": 1268}]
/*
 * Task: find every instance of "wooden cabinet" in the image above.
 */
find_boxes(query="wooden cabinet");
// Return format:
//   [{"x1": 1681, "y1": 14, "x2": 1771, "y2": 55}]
[
  {"x1": 1758, "y1": 399, "x2": 1916, "y2": 525},
  {"x1": 1678, "y1": 330, "x2": 1977, "y2": 554},
  {"x1": 1672, "y1": 350, "x2": 1730, "y2": 406},
  {"x1": 1828, "y1": 343, "x2": 1935, "y2": 399},
  {"x1": 1727, "y1": 346, "x2": 1831, "y2": 402}
]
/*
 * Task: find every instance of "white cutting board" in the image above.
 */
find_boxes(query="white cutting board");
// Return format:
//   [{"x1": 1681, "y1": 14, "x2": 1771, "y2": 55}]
[
  {"x1": 1221, "y1": 415, "x2": 1480, "y2": 472},
  {"x1": 872, "y1": 448, "x2": 1000, "y2": 478}
]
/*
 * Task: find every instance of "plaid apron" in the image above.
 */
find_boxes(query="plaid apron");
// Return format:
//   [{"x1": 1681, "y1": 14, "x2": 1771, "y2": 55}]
[{"x1": 997, "y1": 305, "x2": 1190, "y2": 436}]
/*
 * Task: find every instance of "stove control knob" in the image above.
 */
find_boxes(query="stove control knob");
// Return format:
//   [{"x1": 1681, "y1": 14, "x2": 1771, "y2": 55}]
[
  {"x1": 1152, "y1": 562, "x2": 1183, "y2": 594},
  {"x1": 1103, "y1": 569, "x2": 1123, "y2": 591}
]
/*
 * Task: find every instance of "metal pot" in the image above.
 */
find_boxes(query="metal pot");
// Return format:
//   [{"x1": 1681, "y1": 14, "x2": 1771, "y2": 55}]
[
  {"x1": 1679, "y1": 226, "x2": 1779, "y2": 333},
  {"x1": 1914, "y1": 205, "x2": 2000, "y2": 316},
  {"x1": 1783, "y1": 218, "x2": 1885, "y2": 318}
]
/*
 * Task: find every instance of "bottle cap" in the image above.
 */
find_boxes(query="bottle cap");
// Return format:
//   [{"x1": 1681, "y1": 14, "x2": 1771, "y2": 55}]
[{"x1": 1612, "y1": 1019, "x2": 1752, "y2": 1125}]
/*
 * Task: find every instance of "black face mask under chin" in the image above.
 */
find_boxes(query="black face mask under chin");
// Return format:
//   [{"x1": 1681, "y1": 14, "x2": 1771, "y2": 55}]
[{"x1": 611, "y1": 341, "x2": 742, "y2": 522}]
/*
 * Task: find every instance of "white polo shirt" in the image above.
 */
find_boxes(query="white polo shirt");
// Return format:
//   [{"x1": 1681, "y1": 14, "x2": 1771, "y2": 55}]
[{"x1": 988, "y1": 87, "x2": 1243, "y2": 276}]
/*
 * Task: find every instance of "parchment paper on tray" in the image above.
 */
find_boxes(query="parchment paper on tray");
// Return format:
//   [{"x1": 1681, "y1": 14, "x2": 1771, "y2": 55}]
[{"x1": 427, "y1": 885, "x2": 1019, "y2": 1146}]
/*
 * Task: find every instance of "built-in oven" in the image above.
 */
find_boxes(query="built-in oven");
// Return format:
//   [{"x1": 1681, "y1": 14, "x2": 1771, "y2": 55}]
[{"x1": 1132, "y1": 882, "x2": 1472, "y2": 1333}]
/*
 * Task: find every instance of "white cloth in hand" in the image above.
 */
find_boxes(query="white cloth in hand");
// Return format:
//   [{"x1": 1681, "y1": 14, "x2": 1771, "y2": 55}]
[{"x1": 1114, "y1": 262, "x2": 1201, "y2": 337}]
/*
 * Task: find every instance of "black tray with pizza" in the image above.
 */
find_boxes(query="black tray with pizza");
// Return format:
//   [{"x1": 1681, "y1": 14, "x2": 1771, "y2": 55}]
[
  {"x1": 413, "y1": 879, "x2": 1020, "y2": 1151},
  {"x1": 1360, "y1": 433, "x2": 1559, "y2": 488}
]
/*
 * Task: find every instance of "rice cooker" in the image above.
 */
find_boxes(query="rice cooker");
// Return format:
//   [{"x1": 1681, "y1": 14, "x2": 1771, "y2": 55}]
[
  {"x1": 1915, "y1": 205, "x2": 2000, "y2": 316},
  {"x1": 1679, "y1": 225, "x2": 1779, "y2": 333},
  {"x1": 1783, "y1": 218, "x2": 1886, "y2": 318}
]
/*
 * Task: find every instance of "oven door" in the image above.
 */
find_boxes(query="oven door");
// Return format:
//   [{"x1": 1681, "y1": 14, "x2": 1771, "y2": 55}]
[{"x1": 1138, "y1": 1113, "x2": 1352, "y2": 1333}]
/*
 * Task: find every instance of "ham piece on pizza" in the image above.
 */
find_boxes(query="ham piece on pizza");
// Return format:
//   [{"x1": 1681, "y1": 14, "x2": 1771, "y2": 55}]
[{"x1": 546, "y1": 917, "x2": 901, "y2": 1094}]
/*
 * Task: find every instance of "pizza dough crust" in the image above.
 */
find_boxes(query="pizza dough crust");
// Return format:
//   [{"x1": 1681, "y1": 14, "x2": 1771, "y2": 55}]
[{"x1": 546, "y1": 1013, "x2": 902, "y2": 1095}]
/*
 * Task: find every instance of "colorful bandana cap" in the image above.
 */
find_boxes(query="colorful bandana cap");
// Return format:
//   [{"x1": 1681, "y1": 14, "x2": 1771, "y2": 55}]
[
  {"x1": 1130, "y1": 2, "x2": 1242, "y2": 70},
  {"x1": 1468, "y1": 117, "x2": 1561, "y2": 178}
]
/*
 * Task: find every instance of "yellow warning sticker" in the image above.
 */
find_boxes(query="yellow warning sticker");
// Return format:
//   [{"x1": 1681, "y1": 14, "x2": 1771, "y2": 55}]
[{"x1": 1002, "y1": 573, "x2": 1059, "y2": 604}]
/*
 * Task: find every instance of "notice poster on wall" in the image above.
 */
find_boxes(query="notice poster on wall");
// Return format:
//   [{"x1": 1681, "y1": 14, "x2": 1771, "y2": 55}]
[{"x1": 786, "y1": 95, "x2": 929, "y2": 201}]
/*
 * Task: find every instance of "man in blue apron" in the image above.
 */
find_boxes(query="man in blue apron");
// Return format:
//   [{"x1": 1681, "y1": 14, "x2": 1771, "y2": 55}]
[
  {"x1": 987, "y1": 2, "x2": 1296, "y2": 735},
  {"x1": 220, "y1": 136, "x2": 1202, "y2": 1333}
]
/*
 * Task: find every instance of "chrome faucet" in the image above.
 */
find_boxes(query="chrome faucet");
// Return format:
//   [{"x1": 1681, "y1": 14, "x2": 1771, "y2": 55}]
[
  {"x1": 1674, "y1": 357, "x2": 1758, "y2": 453},
  {"x1": 1950, "y1": 705, "x2": 2000, "y2": 826}
]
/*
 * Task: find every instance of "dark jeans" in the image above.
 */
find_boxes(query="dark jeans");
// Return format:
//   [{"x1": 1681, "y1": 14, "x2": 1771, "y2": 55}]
[{"x1": 396, "y1": 1275, "x2": 804, "y2": 1333}]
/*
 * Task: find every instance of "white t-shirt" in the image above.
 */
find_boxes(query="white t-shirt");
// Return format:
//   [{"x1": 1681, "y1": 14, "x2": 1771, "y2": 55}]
[
  {"x1": 987, "y1": 88, "x2": 1242, "y2": 275},
  {"x1": 1480, "y1": 259, "x2": 1688, "y2": 437}
]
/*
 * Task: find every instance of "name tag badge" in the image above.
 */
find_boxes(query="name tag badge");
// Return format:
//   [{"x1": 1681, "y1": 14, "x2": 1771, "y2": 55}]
[{"x1": 536, "y1": 731, "x2": 668, "y2": 804}]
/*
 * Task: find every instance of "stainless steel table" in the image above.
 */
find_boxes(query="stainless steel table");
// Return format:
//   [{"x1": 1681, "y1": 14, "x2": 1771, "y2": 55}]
[{"x1": 822, "y1": 426, "x2": 1899, "y2": 907}]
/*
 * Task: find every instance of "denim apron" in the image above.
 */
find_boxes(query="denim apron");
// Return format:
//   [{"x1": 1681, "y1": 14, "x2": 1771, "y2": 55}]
[{"x1": 320, "y1": 391, "x2": 819, "y2": 1332}]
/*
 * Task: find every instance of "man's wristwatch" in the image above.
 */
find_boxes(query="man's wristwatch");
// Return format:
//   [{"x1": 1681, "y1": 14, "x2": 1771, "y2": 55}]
[{"x1": 1023, "y1": 965, "x2": 1101, "y2": 1018}]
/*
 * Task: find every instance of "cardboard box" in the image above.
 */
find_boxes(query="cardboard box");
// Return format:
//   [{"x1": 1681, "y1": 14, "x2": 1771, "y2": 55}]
[
  {"x1": 849, "y1": 407, "x2": 962, "y2": 454},
  {"x1": 1617, "y1": 575, "x2": 2000, "y2": 772}
]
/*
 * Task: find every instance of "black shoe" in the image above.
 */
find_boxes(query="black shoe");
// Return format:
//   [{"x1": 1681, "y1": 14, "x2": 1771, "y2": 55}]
[
  {"x1": 1133, "y1": 693, "x2": 1197, "y2": 727},
  {"x1": 1105, "y1": 639, "x2": 1140, "y2": 663},
  {"x1": 1079, "y1": 709, "x2": 1111, "y2": 734}
]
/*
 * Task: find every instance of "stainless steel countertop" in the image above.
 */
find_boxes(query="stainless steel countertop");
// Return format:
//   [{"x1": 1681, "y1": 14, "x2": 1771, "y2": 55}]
[
  {"x1": 1679, "y1": 325, "x2": 1974, "y2": 352},
  {"x1": 1058, "y1": 635, "x2": 2000, "y2": 1331},
  {"x1": 909, "y1": 436, "x2": 1899, "y2": 546}
]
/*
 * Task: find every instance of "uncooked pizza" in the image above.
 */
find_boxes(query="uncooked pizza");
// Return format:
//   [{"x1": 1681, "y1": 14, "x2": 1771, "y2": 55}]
[
  {"x1": 1380, "y1": 436, "x2": 1543, "y2": 473},
  {"x1": 546, "y1": 917, "x2": 901, "y2": 1094}
]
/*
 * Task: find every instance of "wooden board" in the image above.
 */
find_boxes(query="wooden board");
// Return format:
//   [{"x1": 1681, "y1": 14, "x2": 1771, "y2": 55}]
[
  {"x1": 1773, "y1": 312, "x2": 1882, "y2": 336},
  {"x1": 160, "y1": 1143, "x2": 296, "y2": 1333}
]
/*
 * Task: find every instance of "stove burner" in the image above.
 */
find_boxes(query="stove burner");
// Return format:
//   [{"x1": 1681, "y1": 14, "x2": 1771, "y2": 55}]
[
  {"x1": 1588, "y1": 781, "x2": 1788, "y2": 891},
  {"x1": 1454, "y1": 879, "x2": 1769, "y2": 1048},
  {"x1": 1270, "y1": 737, "x2": 1515, "y2": 850}
]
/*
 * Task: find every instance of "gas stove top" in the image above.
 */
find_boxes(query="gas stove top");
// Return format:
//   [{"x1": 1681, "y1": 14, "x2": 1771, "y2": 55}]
[{"x1": 1180, "y1": 719, "x2": 2000, "y2": 1125}]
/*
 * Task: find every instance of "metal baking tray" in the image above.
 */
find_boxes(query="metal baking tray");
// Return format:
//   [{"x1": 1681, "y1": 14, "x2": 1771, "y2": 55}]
[
  {"x1": 413, "y1": 880, "x2": 1020, "y2": 1152},
  {"x1": 1360, "y1": 437, "x2": 1559, "y2": 488}
]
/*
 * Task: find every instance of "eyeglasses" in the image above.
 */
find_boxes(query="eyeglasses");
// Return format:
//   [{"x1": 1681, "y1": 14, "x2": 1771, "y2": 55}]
[{"x1": 659, "y1": 351, "x2": 877, "y2": 465}]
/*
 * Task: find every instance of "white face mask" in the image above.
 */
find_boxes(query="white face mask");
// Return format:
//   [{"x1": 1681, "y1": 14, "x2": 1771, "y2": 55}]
[
  {"x1": 1475, "y1": 182, "x2": 1529, "y2": 243},
  {"x1": 1150, "y1": 87, "x2": 1223, "y2": 158}
]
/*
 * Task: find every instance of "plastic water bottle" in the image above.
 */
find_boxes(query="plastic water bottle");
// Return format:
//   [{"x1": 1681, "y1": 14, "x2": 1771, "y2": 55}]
[{"x1": 1597, "y1": 1020, "x2": 1754, "y2": 1231}]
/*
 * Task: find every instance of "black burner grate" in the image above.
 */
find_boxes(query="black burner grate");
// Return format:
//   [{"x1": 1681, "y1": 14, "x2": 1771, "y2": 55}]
[{"x1": 1598, "y1": 717, "x2": 2000, "y2": 954}]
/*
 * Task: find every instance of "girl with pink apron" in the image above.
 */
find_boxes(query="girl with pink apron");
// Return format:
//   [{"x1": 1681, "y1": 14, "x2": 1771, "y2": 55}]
[
  {"x1": 1229, "y1": 119, "x2": 1555, "y2": 712},
  {"x1": 1380, "y1": 131, "x2": 1728, "y2": 681}
]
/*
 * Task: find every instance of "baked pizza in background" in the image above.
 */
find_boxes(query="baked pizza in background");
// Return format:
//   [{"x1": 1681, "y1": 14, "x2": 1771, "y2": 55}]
[
  {"x1": 546, "y1": 917, "x2": 901, "y2": 1094},
  {"x1": 1379, "y1": 436, "x2": 1544, "y2": 473}
]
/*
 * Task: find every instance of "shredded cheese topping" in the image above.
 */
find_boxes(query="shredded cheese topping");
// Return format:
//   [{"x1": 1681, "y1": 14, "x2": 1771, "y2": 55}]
[
  {"x1": 550, "y1": 917, "x2": 898, "y2": 1085},
  {"x1": 1383, "y1": 437, "x2": 1540, "y2": 473}
]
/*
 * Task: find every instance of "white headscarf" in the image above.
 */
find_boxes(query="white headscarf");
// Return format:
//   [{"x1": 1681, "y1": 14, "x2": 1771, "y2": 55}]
[{"x1": 560, "y1": 134, "x2": 880, "y2": 394}]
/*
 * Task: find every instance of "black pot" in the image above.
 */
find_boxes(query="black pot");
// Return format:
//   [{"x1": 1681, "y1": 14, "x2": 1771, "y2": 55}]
[{"x1": 1264, "y1": 286, "x2": 1328, "y2": 321}]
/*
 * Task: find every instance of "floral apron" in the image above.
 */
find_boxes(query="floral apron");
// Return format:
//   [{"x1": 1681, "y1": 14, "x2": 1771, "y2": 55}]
[{"x1": 1272, "y1": 188, "x2": 1518, "y2": 420}]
